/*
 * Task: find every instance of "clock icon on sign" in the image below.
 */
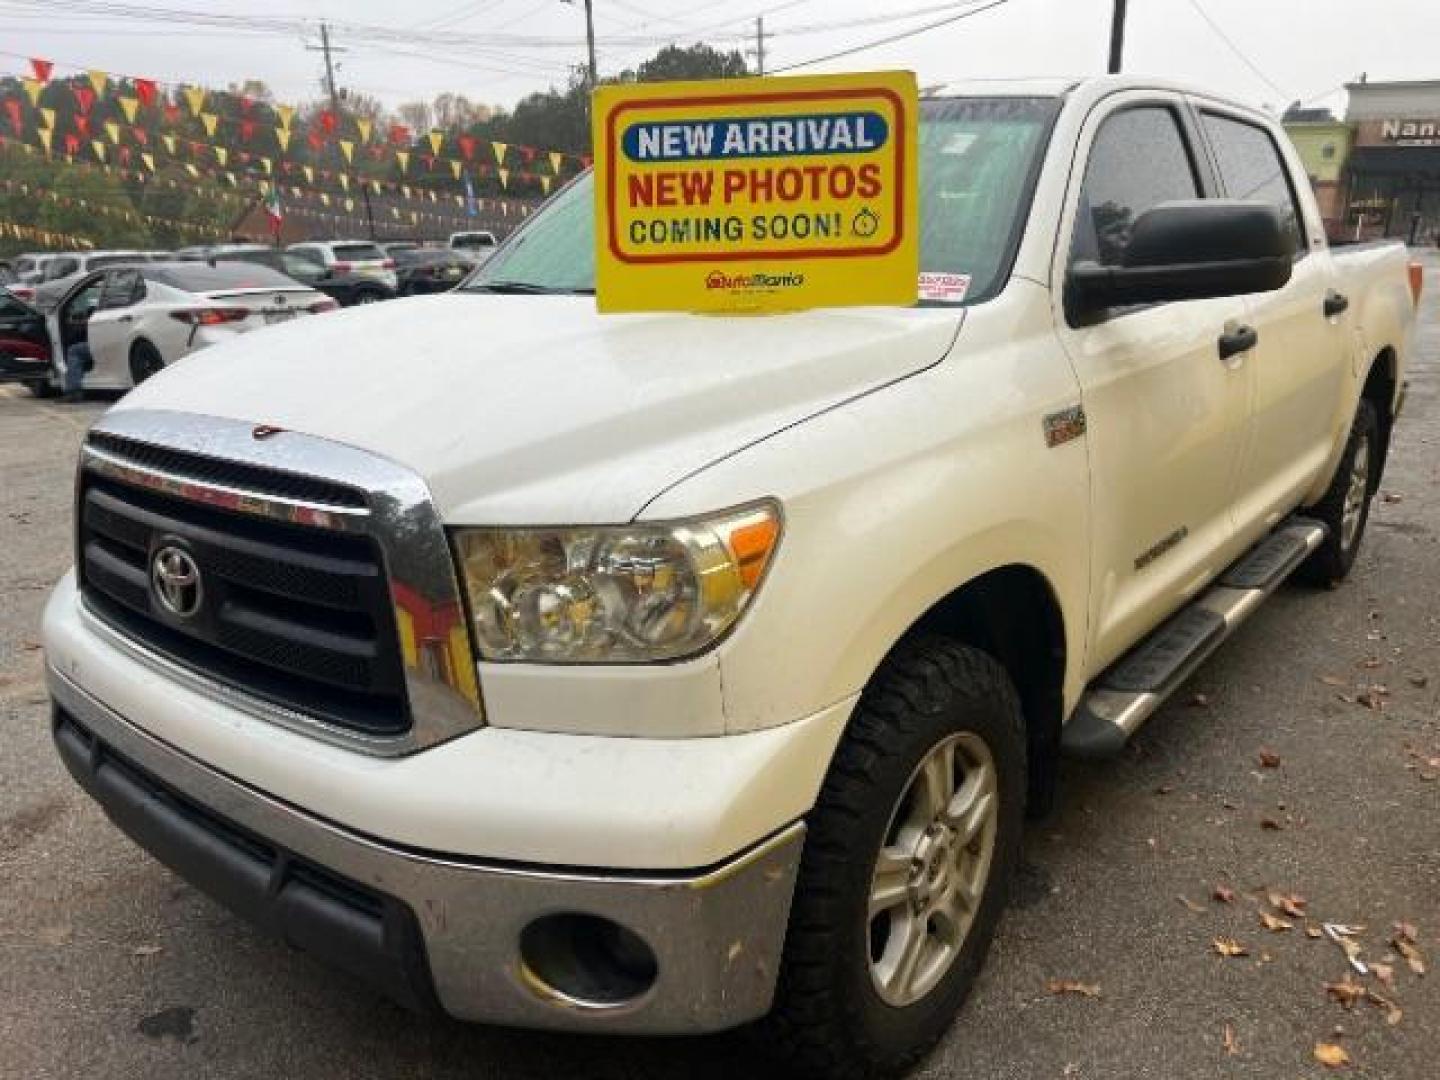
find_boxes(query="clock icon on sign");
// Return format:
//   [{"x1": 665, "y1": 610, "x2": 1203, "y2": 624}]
[{"x1": 852, "y1": 208, "x2": 881, "y2": 238}]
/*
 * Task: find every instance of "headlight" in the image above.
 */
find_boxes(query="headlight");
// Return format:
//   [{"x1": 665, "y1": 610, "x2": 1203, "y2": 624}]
[{"x1": 452, "y1": 503, "x2": 781, "y2": 663}]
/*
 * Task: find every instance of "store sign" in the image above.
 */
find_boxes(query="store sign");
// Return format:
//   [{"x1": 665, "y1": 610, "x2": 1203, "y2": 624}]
[
  {"x1": 592, "y1": 72, "x2": 918, "y2": 313},
  {"x1": 1380, "y1": 118, "x2": 1440, "y2": 147}
]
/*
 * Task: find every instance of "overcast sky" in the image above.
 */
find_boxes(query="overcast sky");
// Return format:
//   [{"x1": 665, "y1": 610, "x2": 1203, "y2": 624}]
[{"x1": 5, "y1": 0, "x2": 1439, "y2": 117}]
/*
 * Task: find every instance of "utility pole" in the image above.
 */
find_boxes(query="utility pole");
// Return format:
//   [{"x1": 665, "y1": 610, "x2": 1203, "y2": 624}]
[
  {"x1": 1107, "y1": 0, "x2": 1127, "y2": 74},
  {"x1": 308, "y1": 21, "x2": 377, "y2": 240},
  {"x1": 562, "y1": 1, "x2": 597, "y2": 91},
  {"x1": 756, "y1": 16, "x2": 766, "y2": 76}
]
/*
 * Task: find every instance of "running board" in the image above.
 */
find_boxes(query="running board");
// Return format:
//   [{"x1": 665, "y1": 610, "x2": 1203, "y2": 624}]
[{"x1": 1062, "y1": 518, "x2": 1326, "y2": 759}]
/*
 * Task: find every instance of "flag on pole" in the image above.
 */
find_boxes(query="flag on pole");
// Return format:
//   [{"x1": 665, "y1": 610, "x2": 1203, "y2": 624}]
[{"x1": 264, "y1": 187, "x2": 283, "y2": 237}]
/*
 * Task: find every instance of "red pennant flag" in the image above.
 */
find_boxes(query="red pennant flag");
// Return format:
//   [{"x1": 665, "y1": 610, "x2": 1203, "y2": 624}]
[
  {"x1": 369, "y1": 145, "x2": 384, "y2": 160},
  {"x1": 72, "y1": 86, "x2": 96, "y2": 114},
  {"x1": 3, "y1": 98, "x2": 22, "y2": 135},
  {"x1": 306, "y1": 130, "x2": 323, "y2": 152},
  {"x1": 240, "y1": 95, "x2": 253, "y2": 115},
  {"x1": 29, "y1": 58, "x2": 53, "y2": 83},
  {"x1": 458, "y1": 134, "x2": 476, "y2": 160},
  {"x1": 73, "y1": 114, "x2": 91, "y2": 137},
  {"x1": 422, "y1": 154, "x2": 435, "y2": 171},
  {"x1": 63, "y1": 132, "x2": 79, "y2": 154},
  {"x1": 131, "y1": 127, "x2": 148, "y2": 146},
  {"x1": 238, "y1": 150, "x2": 250, "y2": 164},
  {"x1": 163, "y1": 101, "x2": 181, "y2": 124},
  {"x1": 118, "y1": 146, "x2": 132, "y2": 166},
  {"x1": 319, "y1": 109, "x2": 337, "y2": 134},
  {"x1": 135, "y1": 78, "x2": 157, "y2": 107},
  {"x1": 389, "y1": 123, "x2": 409, "y2": 146},
  {"x1": 521, "y1": 146, "x2": 536, "y2": 163},
  {"x1": 239, "y1": 119, "x2": 255, "y2": 142}
]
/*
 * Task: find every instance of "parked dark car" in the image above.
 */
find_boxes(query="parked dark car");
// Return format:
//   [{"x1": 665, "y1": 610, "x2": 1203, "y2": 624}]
[
  {"x1": 392, "y1": 248, "x2": 476, "y2": 295},
  {"x1": 207, "y1": 247, "x2": 396, "y2": 306}
]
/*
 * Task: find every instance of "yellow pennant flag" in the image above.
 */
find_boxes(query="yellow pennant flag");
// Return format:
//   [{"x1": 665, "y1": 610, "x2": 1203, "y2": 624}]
[
  {"x1": 36, "y1": 127, "x2": 53, "y2": 154},
  {"x1": 395, "y1": 150, "x2": 410, "y2": 173},
  {"x1": 21, "y1": 77, "x2": 42, "y2": 106},
  {"x1": 104, "y1": 121, "x2": 121, "y2": 145},
  {"x1": 275, "y1": 127, "x2": 292, "y2": 152},
  {"x1": 275, "y1": 103, "x2": 295, "y2": 129},
  {"x1": 141, "y1": 152, "x2": 155, "y2": 172},
  {"x1": 302, "y1": 165, "x2": 314, "y2": 184},
  {"x1": 401, "y1": 184, "x2": 412, "y2": 199},
  {"x1": 162, "y1": 134, "x2": 177, "y2": 155},
  {"x1": 339, "y1": 139, "x2": 354, "y2": 163},
  {"x1": 549, "y1": 151, "x2": 563, "y2": 175},
  {"x1": 185, "y1": 163, "x2": 200, "y2": 178},
  {"x1": 540, "y1": 175, "x2": 552, "y2": 194},
  {"x1": 200, "y1": 112, "x2": 218, "y2": 137},
  {"x1": 91, "y1": 140, "x2": 107, "y2": 163},
  {"x1": 356, "y1": 118, "x2": 372, "y2": 143},
  {"x1": 225, "y1": 171, "x2": 236, "y2": 186},
  {"x1": 339, "y1": 173, "x2": 350, "y2": 191},
  {"x1": 410, "y1": 210, "x2": 419, "y2": 225},
  {"x1": 214, "y1": 146, "x2": 228, "y2": 166},
  {"x1": 118, "y1": 96, "x2": 139, "y2": 123},
  {"x1": 390, "y1": 207, "x2": 400, "y2": 219},
  {"x1": 40, "y1": 107, "x2": 56, "y2": 130},
  {"x1": 371, "y1": 180, "x2": 382, "y2": 195},
  {"x1": 344, "y1": 197, "x2": 355, "y2": 213},
  {"x1": 428, "y1": 129, "x2": 443, "y2": 155},
  {"x1": 184, "y1": 86, "x2": 206, "y2": 116},
  {"x1": 319, "y1": 192, "x2": 331, "y2": 207},
  {"x1": 498, "y1": 167, "x2": 509, "y2": 189},
  {"x1": 450, "y1": 160, "x2": 462, "y2": 180},
  {"x1": 491, "y1": 140, "x2": 508, "y2": 165},
  {"x1": 259, "y1": 180, "x2": 271, "y2": 195},
  {"x1": 454, "y1": 194, "x2": 463, "y2": 207},
  {"x1": 260, "y1": 156, "x2": 272, "y2": 175},
  {"x1": 87, "y1": 69, "x2": 108, "y2": 96}
]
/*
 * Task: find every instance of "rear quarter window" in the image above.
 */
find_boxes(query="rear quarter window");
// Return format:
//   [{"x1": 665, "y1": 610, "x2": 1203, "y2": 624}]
[
  {"x1": 1200, "y1": 112, "x2": 1306, "y2": 255},
  {"x1": 332, "y1": 243, "x2": 385, "y2": 261}
]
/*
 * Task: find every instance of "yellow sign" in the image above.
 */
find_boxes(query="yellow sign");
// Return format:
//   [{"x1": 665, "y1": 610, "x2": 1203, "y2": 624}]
[{"x1": 592, "y1": 71, "x2": 918, "y2": 313}]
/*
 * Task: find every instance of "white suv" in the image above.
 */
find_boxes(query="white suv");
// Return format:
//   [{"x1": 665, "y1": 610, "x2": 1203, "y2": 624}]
[{"x1": 286, "y1": 240, "x2": 398, "y2": 290}]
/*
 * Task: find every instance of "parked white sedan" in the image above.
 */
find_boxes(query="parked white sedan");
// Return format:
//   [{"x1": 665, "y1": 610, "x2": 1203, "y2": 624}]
[{"x1": 44, "y1": 262, "x2": 335, "y2": 392}]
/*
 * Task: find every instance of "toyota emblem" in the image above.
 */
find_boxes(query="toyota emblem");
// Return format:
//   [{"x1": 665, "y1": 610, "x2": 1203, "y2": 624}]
[{"x1": 151, "y1": 545, "x2": 203, "y2": 619}]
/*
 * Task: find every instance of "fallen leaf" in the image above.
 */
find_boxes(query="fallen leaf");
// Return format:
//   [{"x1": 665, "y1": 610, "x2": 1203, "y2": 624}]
[
  {"x1": 1268, "y1": 891, "x2": 1308, "y2": 918},
  {"x1": 1213, "y1": 936, "x2": 1249, "y2": 958},
  {"x1": 1306, "y1": 924, "x2": 1324, "y2": 939},
  {"x1": 1260, "y1": 817, "x2": 1284, "y2": 831},
  {"x1": 1359, "y1": 657, "x2": 1384, "y2": 670},
  {"x1": 1179, "y1": 895, "x2": 1206, "y2": 914},
  {"x1": 1314, "y1": 1042, "x2": 1352, "y2": 1069},
  {"x1": 1392, "y1": 927, "x2": 1426, "y2": 976},
  {"x1": 1409, "y1": 675, "x2": 1429, "y2": 689},
  {"x1": 1223, "y1": 1023, "x2": 1240, "y2": 1056},
  {"x1": 1356, "y1": 686, "x2": 1389, "y2": 710},
  {"x1": 1325, "y1": 974, "x2": 1366, "y2": 1009},
  {"x1": 1366, "y1": 989, "x2": 1403, "y2": 1026},
  {"x1": 1045, "y1": 978, "x2": 1101, "y2": 998},
  {"x1": 1372, "y1": 962, "x2": 1395, "y2": 987},
  {"x1": 1260, "y1": 911, "x2": 1293, "y2": 932},
  {"x1": 1213, "y1": 884, "x2": 1237, "y2": 904},
  {"x1": 1258, "y1": 748, "x2": 1281, "y2": 769},
  {"x1": 1380, "y1": 491, "x2": 1403, "y2": 504},
  {"x1": 1320, "y1": 674, "x2": 1349, "y2": 687},
  {"x1": 132, "y1": 944, "x2": 162, "y2": 957}
]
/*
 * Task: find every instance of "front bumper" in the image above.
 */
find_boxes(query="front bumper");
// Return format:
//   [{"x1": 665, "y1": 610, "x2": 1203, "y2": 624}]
[{"x1": 49, "y1": 668, "x2": 804, "y2": 1033}]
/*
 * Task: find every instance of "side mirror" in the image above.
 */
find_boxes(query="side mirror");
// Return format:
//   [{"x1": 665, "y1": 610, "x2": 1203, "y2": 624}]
[{"x1": 1068, "y1": 199, "x2": 1293, "y2": 320}]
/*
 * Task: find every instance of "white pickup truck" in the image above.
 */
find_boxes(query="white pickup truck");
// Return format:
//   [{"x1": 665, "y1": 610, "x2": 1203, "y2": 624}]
[{"x1": 43, "y1": 77, "x2": 1417, "y2": 1077}]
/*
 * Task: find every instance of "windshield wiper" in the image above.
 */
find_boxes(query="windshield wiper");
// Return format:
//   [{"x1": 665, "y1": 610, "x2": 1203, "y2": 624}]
[{"x1": 465, "y1": 281, "x2": 592, "y2": 295}]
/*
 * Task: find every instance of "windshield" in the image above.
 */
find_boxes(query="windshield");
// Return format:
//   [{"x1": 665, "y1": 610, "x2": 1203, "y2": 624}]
[{"x1": 468, "y1": 96, "x2": 1057, "y2": 304}]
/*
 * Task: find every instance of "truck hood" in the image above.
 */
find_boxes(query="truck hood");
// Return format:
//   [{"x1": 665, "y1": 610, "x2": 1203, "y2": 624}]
[{"x1": 116, "y1": 293, "x2": 962, "y2": 523}]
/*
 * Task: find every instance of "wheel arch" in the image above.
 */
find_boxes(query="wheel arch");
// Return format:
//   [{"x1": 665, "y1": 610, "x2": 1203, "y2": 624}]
[
  {"x1": 1360, "y1": 346, "x2": 1398, "y2": 486},
  {"x1": 899, "y1": 564, "x2": 1069, "y2": 816}
]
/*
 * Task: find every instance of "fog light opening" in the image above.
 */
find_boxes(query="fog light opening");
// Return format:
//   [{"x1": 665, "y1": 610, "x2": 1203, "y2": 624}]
[{"x1": 519, "y1": 913, "x2": 658, "y2": 1009}]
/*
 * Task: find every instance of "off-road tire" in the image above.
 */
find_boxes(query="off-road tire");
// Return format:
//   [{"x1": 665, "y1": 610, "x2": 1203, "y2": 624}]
[
  {"x1": 1295, "y1": 397, "x2": 1379, "y2": 587},
  {"x1": 763, "y1": 637, "x2": 1027, "y2": 1079},
  {"x1": 129, "y1": 340, "x2": 165, "y2": 386}
]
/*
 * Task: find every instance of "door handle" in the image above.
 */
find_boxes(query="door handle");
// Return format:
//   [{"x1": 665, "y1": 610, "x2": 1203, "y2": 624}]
[
  {"x1": 1218, "y1": 324, "x2": 1258, "y2": 361},
  {"x1": 1323, "y1": 291, "x2": 1350, "y2": 318}
]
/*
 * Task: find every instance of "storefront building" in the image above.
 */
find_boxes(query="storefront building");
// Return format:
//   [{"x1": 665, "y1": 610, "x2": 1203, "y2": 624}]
[
  {"x1": 1343, "y1": 79, "x2": 1440, "y2": 243},
  {"x1": 1284, "y1": 118, "x2": 1352, "y2": 237}
]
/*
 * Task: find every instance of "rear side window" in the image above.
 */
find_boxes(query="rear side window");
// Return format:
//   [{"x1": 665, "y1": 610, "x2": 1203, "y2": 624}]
[
  {"x1": 1200, "y1": 112, "x2": 1304, "y2": 255},
  {"x1": 1071, "y1": 106, "x2": 1200, "y2": 267},
  {"x1": 332, "y1": 243, "x2": 384, "y2": 261},
  {"x1": 146, "y1": 264, "x2": 297, "y2": 290},
  {"x1": 46, "y1": 257, "x2": 79, "y2": 280},
  {"x1": 99, "y1": 270, "x2": 143, "y2": 309}
]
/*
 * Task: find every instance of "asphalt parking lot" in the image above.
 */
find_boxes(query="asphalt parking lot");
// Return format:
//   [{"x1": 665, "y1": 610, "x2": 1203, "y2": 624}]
[{"x1": 1, "y1": 256, "x2": 1436, "y2": 1079}]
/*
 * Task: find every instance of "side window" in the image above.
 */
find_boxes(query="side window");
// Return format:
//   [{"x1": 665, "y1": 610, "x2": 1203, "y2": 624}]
[
  {"x1": 98, "y1": 270, "x2": 142, "y2": 310},
  {"x1": 46, "y1": 257, "x2": 79, "y2": 281},
  {"x1": 0, "y1": 295, "x2": 34, "y2": 322},
  {"x1": 1200, "y1": 112, "x2": 1305, "y2": 255},
  {"x1": 1071, "y1": 106, "x2": 1200, "y2": 267}
]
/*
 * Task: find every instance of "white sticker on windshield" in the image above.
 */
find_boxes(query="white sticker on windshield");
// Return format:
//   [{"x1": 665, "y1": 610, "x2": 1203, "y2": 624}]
[{"x1": 918, "y1": 272, "x2": 971, "y2": 304}]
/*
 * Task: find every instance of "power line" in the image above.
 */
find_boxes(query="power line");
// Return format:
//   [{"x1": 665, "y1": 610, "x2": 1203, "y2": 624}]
[
  {"x1": 1181, "y1": 0, "x2": 1290, "y2": 102},
  {"x1": 772, "y1": 0, "x2": 1015, "y2": 72}
]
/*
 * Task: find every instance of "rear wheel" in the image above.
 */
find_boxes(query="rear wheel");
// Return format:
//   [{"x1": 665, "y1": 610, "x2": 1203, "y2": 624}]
[
  {"x1": 1296, "y1": 398, "x2": 1379, "y2": 587},
  {"x1": 128, "y1": 340, "x2": 165, "y2": 386},
  {"x1": 25, "y1": 375, "x2": 57, "y2": 398},
  {"x1": 765, "y1": 637, "x2": 1026, "y2": 1079}
]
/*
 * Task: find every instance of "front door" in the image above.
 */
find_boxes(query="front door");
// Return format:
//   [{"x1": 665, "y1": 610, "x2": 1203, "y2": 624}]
[{"x1": 1054, "y1": 95, "x2": 1255, "y2": 673}]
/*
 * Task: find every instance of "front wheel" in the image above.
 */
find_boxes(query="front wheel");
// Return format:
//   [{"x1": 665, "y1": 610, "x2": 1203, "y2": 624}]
[
  {"x1": 765, "y1": 637, "x2": 1026, "y2": 1079},
  {"x1": 1296, "y1": 398, "x2": 1379, "y2": 586}
]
